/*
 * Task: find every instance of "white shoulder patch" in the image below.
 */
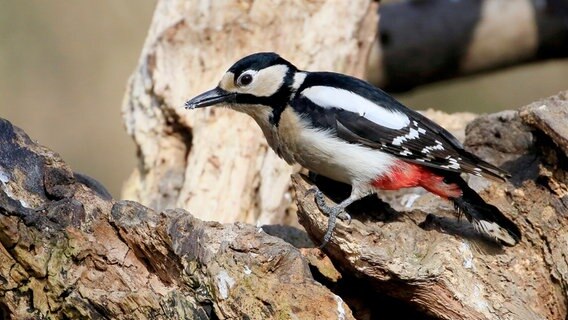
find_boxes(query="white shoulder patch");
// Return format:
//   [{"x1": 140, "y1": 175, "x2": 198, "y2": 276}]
[
  {"x1": 301, "y1": 86, "x2": 410, "y2": 129},
  {"x1": 292, "y1": 72, "x2": 307, "y2": 90}
]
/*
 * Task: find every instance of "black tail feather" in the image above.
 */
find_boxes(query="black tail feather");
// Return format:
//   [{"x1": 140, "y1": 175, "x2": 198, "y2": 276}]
[{"x1": 448, "y1": 176, "x2": 521, "y2": 246}]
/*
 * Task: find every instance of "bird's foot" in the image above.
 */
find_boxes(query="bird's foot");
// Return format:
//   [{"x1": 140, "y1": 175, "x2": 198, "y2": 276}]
[{"x1": 307, "y1": 188, "x2": 351, "y2": 248}]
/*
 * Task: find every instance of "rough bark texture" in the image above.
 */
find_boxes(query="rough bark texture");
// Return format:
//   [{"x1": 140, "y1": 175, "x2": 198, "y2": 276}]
[
  {"x1": 1, "y1": 92, "x2": 568, "y2": 319},
  {"x1": 367, "y1": 0, "x2": 568, "y2": 91},
  {"x1": 4, "y1": 0, "x2": 565, "y2": 318},
  {"x1": 294, "y1": 91, "x2": 568, "y2": 320},
  {"x1": 0, "y1": 118, "x2": 353, "y2": 319},
  {"x1": 121, "y1": 0, "x2": 379, "y2": 227}
]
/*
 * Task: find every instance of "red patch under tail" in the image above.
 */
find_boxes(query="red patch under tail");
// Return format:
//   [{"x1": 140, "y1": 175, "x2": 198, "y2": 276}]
[{"x1": 372, "y1": 160, "x2": 462, "y2": 199}]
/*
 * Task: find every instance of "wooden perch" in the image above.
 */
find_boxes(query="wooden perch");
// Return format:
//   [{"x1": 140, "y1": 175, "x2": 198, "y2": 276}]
[
  {"x1": 3, "y1": 0, "x2": 566, "y2": 318},
  {"x1": 0, "y1": 118, "x2": 353, "y2": 319},
  {"x1": 293, "y1": 91, "x2": 568, "y2": 320},
  {"x1": 113, "y1": 1, "x2": 568, "y2": 318},
  {"x1": 1, "y1": 91, "x2": 568, "y2": 319}
]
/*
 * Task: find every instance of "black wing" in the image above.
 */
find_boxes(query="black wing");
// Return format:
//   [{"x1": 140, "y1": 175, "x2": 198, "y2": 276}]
[{"x1": 292, "y1": 72, "x2": 509, "y2": 181}]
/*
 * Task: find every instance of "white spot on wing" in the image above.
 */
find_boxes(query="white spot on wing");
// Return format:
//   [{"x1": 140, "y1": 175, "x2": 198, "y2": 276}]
[
  {"x1": 441, "y1": 163, "x2": 461, "y2": 170},
  {"x1": 392, "y1": 136, "x2": 405, "y2": 146},
  {"x1": 301, "y1": 86, "x2": 410, "y2": 129},
  {"x1": 392, "y1": 128, "x2": 421, "y2": 146},
  {"x1": 421, "y1": 141, "x2": 445, "y2": 154},
  {"x1": 408, "y1": 128, "x2": 419, "y2": 139}
]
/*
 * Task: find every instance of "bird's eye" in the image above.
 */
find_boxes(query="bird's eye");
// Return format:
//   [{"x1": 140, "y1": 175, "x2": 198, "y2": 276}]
[{"x1": 239, "y1": 73, "x2": 253, "y2": 86}]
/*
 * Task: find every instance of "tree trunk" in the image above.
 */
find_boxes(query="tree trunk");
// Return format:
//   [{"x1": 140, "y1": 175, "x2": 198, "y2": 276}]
[{"x1": 121, "y1": 0, "x2": 379, "y2": 227}]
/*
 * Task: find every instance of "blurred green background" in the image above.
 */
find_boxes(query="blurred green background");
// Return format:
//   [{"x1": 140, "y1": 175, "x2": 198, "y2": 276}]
[{"x1": 1, "y1": 1, "x2": 567, "y2": 198}]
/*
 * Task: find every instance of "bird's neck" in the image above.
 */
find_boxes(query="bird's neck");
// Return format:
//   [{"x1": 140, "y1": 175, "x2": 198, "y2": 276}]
[{"x1": 231, "y1": 104, "x2": 299, "y2": 165}]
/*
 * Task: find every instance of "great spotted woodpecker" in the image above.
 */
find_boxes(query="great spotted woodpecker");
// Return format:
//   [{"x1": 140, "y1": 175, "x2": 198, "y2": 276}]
[{"x1": 184, "y1": 52, "x2": 521, "y2": 247}]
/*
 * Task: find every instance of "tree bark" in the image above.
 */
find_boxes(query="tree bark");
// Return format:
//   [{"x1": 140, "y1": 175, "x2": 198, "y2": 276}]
[
  {"x1": 1, "y1": 93, "x2": 568, "y2": 319},
  {"x1": 121, "y1": 0, "x2": 379, "y2": 227},
  {"x1": 294, "y1": 91, "x2": 568, "y2": 320},
  {"x1": 0, "y1": 118, "x2": 353, "y2": 319}
]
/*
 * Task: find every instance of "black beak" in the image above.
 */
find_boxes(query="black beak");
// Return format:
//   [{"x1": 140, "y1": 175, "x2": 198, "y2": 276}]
[{"x1": 184, "y1": 87, "x2": 236, "y2": 109}]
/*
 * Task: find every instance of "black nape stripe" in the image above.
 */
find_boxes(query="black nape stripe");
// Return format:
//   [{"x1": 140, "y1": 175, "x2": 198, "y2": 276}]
[{"x1": 269, "y1": 68, "x2": 296, "y2": 127}]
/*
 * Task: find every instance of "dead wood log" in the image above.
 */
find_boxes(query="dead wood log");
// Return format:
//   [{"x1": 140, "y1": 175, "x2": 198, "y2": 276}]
[
  {"x1": 0, "y1": 118, "x2": 353, "y2": 319},
  {"x1": 294, "y1": 91, "x2": 568, "y2": 320},
  {"x1": 121, "y1": 0, "x2": 379, "y2": 226},
  {"x1": 1, "y1": 95, "x2": 568, "y2": 319}
]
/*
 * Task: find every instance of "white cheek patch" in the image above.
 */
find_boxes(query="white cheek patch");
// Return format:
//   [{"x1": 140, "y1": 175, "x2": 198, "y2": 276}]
[
  {"x1": 301, "y1": 86, "x2": 410, "y2": 130},
  {"x1": 245, "y1": 64, "x2": 288, "y2": 97},
  {"x1": 219, "y1": 72, "x2": 236, "y2": 92}
]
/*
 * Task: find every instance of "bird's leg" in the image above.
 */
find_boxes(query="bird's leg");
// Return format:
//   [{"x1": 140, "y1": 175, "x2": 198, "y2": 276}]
[{"x1": 308, "y1": 187, "x2": 361, "y2": 248}]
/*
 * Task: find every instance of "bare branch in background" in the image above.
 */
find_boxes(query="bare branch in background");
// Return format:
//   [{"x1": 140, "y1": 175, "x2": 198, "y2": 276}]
[{"x1": 368, "y1": 0, "x2": 568, "y2": 91}]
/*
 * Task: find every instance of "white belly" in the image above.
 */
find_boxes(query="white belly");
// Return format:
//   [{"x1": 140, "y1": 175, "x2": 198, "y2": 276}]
[
  {"x1": 294, "y1": 127, "x2": 397, "y2": 185},
  {"x1": 238, "y1": 105, "x2": 397, "y2": 187}
]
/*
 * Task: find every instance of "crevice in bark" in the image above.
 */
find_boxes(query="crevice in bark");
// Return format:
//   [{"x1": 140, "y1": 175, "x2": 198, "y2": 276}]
[{"x1": 309, "y1": 261, "x2": 434, "y2": 320}]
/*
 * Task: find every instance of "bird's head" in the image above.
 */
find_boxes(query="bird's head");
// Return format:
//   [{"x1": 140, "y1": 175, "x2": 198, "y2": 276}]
[{"x1": 184, "y1": 52, "x2": 298, "y2": 111}]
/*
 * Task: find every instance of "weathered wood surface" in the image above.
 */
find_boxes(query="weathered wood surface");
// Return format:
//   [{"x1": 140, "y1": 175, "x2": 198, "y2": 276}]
[
  {"x1": 116, "y1": 1, "x2": 568, "y2": 318},
  {"x1": 2, "y1": 0, "x2": 566, "y2": 318},
  {"x1": 121, "y1": 0, "x2": 379, "y2": 227},
  {"x1": 0, "y1": 118, "x2": 353, "y2": 319},
  {"x1": 1, "y1": 93, "x2": 567, "y2": 319},
  {"x1": 294, "y1": 91, "x2": 568, "y2": 320}
]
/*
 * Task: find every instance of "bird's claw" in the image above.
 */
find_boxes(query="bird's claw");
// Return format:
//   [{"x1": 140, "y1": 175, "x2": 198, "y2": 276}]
[
  {"x1": 311, "y1": 189, "x2": 330, "y2": 212},
  {"x1": 307, "y1": 187, "x2": 352, "y2": 248},
  {"x1": 319, "y1": 206, "x2": 348, "y2": 248},
  {"x1": 339, "y1": 212, "x2": 352, "y2": 225}
]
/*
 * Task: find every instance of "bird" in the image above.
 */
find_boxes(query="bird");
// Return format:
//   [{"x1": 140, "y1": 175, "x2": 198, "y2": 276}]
[{"x1": 184, "y1": 52, "x2": 521, "y2": 247}]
